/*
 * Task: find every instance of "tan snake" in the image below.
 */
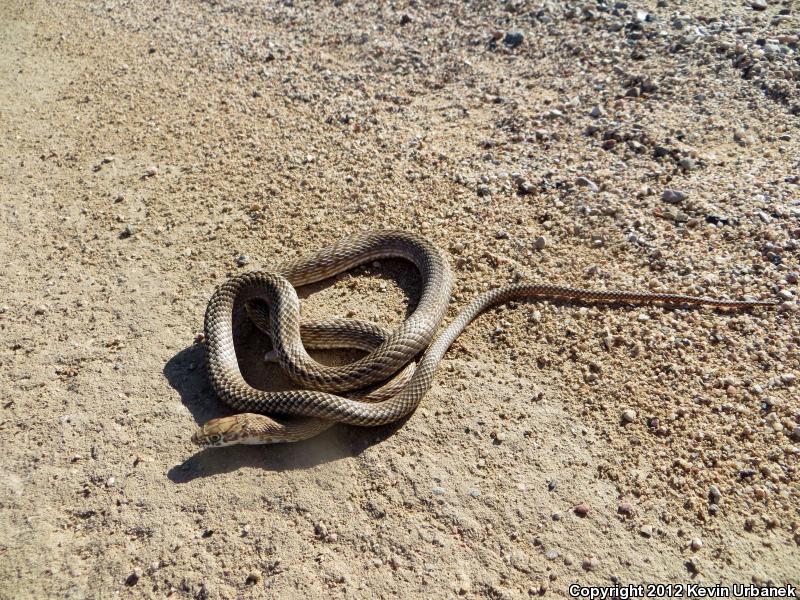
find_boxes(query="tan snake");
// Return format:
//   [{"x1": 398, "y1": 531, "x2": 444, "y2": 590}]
[{"x1": 192, "y1": 230, "x2": 777, "y2": 447}]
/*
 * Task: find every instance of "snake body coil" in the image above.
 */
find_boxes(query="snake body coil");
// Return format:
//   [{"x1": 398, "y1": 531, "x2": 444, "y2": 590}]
[{"x1": 193, "y1": 231, "x2": 776, "y2": 447}]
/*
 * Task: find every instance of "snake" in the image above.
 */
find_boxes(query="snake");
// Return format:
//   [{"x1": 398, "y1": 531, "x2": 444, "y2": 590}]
[{"x1": 192, "y1": 230, "x2": 778, "y2": 447}]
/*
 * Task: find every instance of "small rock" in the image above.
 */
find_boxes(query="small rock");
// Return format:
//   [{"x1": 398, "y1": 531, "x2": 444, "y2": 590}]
[
  {"x1": 245, "y1": 573, "x2": 261, "y2": 585},
  {"x1": 590, "y1": 106, "x2": 604, "y2": 118},
  {"x1": 582, "y1": 556, "x2": 599, "y2": 571},
  {"x1": 495, "y1": 229, "x2": 509, "y2": 239},
  {"x1": 662, "y1": 189, "x2": 688, "y2": 204},
  {"x1": 545, "y1": 550, "x2": 559, "y2": 561},
  {"x1": 503, "y1": 30, "x2": 524, "y2": 48},
  {"x1": 534, "y1": 236, "x2": 546, "y2": 250},
  {"x1": 125, "y1": 569, "x2": 141, "y2": 586},
  {"x1": 733, "y1": 129, "x2": 750, "y2": 144},
  {"x1": 640, "y1": 525, "x2": 653, "y2": 538},
  {"x1": 432, "y1": 486, "x2": 445, "y2": 495},
  {"x1": 399, "y1": 13, "x2": 412, "y2": 25},
  {"x1": 618, "y1": 502, "x2": 633, "y2": 515},
  {"x1": 518, "y1": 180, "x2": 534, "y2": 195},
  {"x1": 751, "y1": 0, "x2": 767, "y2": 9},
  {"x1": 621, "y1": 409, "x2": 637, "y2": 423},
  {"x1": 120, "y1": 224, "x2": 135, "y2": 238},
  {"x1": 477, "y1": 184, "x2": 491, "y2": 197},
  {"x1": 576, "y1": 176, "x2": 599, "y2": 192},
  {"x1": 547, "y1": 479, "x2": 556, "y2": 491},
  {"x1": 144, "y1": 165, "x2": 158, "y2": 177},
  {"x1": 574, "y1": 503, "x2": 590, "y2": 517},
  {"x1": 236, "y1": 254, "x2": 250, "y2": 267},
  {"x1": 709, "y1": 485, "x2": 722, "y2": 505},
  {"x1": 106, "y1": 476, "x2": 116, "y2": 487},
  {"x1": 690, "y1": 537, "x2": 703, "y2": 551}
]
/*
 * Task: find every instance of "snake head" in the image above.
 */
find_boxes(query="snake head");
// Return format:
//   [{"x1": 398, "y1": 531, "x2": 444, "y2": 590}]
[{"x1": 192, "y1": 415, "x2": 253, "y2": 448}]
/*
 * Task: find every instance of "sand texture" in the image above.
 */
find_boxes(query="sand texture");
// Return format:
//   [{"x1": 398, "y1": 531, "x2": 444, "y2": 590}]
[{"x1": 0, "y1": 0, "x2": 798, "y2": 598}]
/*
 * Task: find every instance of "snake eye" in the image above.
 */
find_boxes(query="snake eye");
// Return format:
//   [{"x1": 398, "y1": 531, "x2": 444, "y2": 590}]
[{"x1": 210, "y1": 434, "x2": 222, "y2": 444}]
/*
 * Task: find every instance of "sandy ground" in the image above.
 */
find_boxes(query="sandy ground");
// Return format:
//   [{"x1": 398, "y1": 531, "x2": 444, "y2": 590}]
[{"x1": 1, "y1": 0, "x2": 798, "y2": 598}]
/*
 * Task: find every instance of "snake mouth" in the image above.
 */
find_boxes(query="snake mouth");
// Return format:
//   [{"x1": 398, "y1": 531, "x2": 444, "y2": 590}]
[
  {"x1": 191, "y1": 427, "x2": 226, "y2": 447},
  {"x1": 192, "y1": 416, "x2": 251, "y2": 447}
]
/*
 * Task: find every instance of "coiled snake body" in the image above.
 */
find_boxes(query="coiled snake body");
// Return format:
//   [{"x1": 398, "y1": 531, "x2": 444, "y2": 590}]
[{"x1": 192, "y1": 231, "x2": 776, "y2": 447}]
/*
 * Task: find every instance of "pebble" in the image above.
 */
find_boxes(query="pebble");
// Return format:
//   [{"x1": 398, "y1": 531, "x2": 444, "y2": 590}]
[
  {"x1": 534, "y1": 236, "x2": 546, "y2": 250},
  {"x1": 621, "y1": 409, "x2": 637, "y2": 423},
  {"x1": 574, "y1": 503, "x2": 590, "y2": 517},
  {"x1": 576, "y1": 176, "x2": 599, "y2": 192},
  {"x1": 477, "y1": 184, "x2": 491, "y2": 197},
  {"x1": 503, "y1": 30, "x2": 524, "y2": 48},
  {"x1": 618, "y1": 502, "x2": 633, "y2": 515},
  {"x1": 245, "y1": 573, "x2": 261, "y2": 585},
  {"x1": 144, "y1": 165, "x2": 158, "y2": 177},
  {"x1": 432, "y1": 486, "x2": 445, "y2": 495},
  {"x1": 639, "y1": 525, "x2": 653, "y2": 538},
  {"x1": 662, "y1": 189, "x2": 688, "y2": 204},
  {"x1": 125, "y1": 569, "x2": 141, "y2": 586},
  {"x1": 582, "y1": 556, "x2": 599, "y2": 571},
  {"x1": 545, "y1": 550, "x2": 559, "y2": 561},
  {"x1": 690, "y1": 538, "x2": 703, "y2": 551},
  {"x1": 121, "y1": 224, "x2": 135, "y2": 238},
  {"x1": 236, "y1": 254, "x2": 250, "y2": 266},
  {"x1": 709, "y1": 485, "x2": 722, "y2": 505},
  {"x1": 751, "y1": 0, "x2": 767, "y2": 9},
  {"x1": 518, "y1": 180, "x2": 534, "y2": 194},
  {"x1": 590, "y1": 106, "x2": 604, "y2": 118}
]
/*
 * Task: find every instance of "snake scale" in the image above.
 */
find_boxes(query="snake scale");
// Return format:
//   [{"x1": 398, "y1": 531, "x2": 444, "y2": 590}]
[{"x1": 192, "y1": 230, "x2": 777, "y2": 447}]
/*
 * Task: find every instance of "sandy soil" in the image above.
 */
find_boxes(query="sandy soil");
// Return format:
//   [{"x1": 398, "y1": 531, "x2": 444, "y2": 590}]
[{"x1": 0, "y1": 0, "x2": 798, "y2": 598}]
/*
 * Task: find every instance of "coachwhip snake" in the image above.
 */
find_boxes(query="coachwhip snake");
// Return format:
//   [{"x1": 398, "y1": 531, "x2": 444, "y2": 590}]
[{"x1": 192, "y1": 230, "x2": 777, "y2": 447}]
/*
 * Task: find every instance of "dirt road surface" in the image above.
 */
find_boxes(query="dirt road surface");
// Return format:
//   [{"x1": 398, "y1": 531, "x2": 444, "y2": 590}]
[{"x1": 1, "y1": 1, "x2": 798, "y2": 598}]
